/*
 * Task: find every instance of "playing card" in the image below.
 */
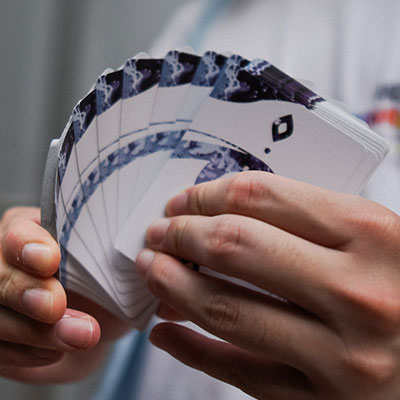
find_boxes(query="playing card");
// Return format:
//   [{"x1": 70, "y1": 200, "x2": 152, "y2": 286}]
[
  {"x1": 127, "y1": 50, "x2": 201, "y2": 213},
  {"x1": 41, "y1": 49, "x2": 388, "y2": 329},
  {"x1": 115, "y1": 57, "x2": 384, "y2": 261}
]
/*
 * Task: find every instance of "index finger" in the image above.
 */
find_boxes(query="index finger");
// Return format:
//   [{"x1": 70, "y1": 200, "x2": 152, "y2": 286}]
[{"x1": 165, "y1": 171, "x2": 386, "y2": 248}]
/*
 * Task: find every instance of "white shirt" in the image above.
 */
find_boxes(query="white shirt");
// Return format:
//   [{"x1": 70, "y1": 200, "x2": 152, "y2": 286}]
[
  {"x1": 152, "y1": 0, "x2": 400, "y2": 211},
  {"x1": 96, "y1": 1, "x2": 400, "y2": 399}
]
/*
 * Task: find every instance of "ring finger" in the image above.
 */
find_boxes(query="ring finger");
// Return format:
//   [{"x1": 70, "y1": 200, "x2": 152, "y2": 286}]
[{"x1": 137, "y1": 250, "x2": 335, "y2": 375}]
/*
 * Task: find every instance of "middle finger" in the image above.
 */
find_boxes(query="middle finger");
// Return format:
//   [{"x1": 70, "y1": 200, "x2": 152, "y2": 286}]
[{"x1": 146, "y1": 214, "x2": 343, "y2": 315}]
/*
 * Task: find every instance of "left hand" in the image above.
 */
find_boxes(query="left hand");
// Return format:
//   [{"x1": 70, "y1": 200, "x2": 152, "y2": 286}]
[
  {"x1": 136, "y1": 171, "x2": 400, "y2": 400},
  {"x1": 0, "y1": 207, "x2": 129, "y2": 384}
]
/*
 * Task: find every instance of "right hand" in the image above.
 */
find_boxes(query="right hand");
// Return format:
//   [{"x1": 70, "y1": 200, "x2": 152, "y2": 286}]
[{"x1": 0, "y1": 207, "x2": 101, "y2": 380}]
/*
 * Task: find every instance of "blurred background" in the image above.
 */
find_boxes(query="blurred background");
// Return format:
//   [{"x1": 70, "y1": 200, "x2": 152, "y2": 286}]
[
  {"x1": 0, "y1": 0, "x2": 186, "y2": 215},
  {"x1": 0, "y1": 0, "x2": 185, "y2": 398}
]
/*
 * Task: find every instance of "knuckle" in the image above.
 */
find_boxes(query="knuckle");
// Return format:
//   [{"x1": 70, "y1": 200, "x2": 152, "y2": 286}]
[
  {"x1": 0, "y1": 343, "x2": 17, "y2": 365},
  {"x1": 3, "y1": 224, "x2": 20, "y2": 253},
  {"x1": 225, "y1": 172, "x2": 266, "y2": 212},
  {"x1": 327, "y1": 262, "x2": 400, "y2": 334},
  {"x1": 224, "y1": 361, "x2": 251, "y2": 394},
  {"x1": 346, "y1": 204, "x2": 400, "y2": 246},
  {"x1": 371, "y1": 213, "x2": 399, "y2": 239},
  {"x1": 146, "y1": 255, "x2": 174, "y2": 299},
  {"x1": 8, "y1": 312, "x2": 53, "y2": 346},
  {"x1": 340, "y1": 347, "x2": 397, "y2": 390},
  {"x1": 366, "y1": 291, "x2": 400, "y2": 334},
  {"x1": 1, "y1": 207, "x2": 37, "y2": 232},
  {"x1": 198, "y1": 346, "x2": 258, "y2": 398},
  {"x1": 0, "y1": 341, "x2": 61, "y2": 369},
  {"x1": 0, "y1": 269, "x2": 17, "y2": 308},
  {"x1": 191, "y1": 185, "x2": 208, "y2": 215},
  {"x1": 373, "y1": 213, "x2": 400, "y2": 250},
  {"x1": 2, "y1": 218, "x2": 33, "y2": 265},
  {"x1": 170, "y1": 217, "x2": 191, "y2": 255},
  {"x1": 0, "y1": 208, "x2": 20, "y2": 227},
  {"x1": 206, "y1": 216, "x2": 241, "y2": 263},
  {"x1": 203, "y1": 291, "x2": 241, "y2": 333}
]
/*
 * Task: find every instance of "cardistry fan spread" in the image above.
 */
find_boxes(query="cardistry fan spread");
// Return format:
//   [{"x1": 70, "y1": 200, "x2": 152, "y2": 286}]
[{"x1": 41, "y1": 50, "x2": 388, "y2": 329}]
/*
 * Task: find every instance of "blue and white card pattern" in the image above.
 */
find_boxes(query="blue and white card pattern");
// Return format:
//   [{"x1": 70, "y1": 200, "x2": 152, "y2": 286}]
[
  {"x1": 128, "y1": 50, "x2": 201, "y2": 211},
  {"x1": 118, "y1": 56, "x2": 162, "y2": 235},
  {"x1": 95, "y1": 69, "x2": 140, "y2": 295},
  {"x1": 56, "y1": 88, "x2": 157, "y2": 324},
  {"x1": 96, "y1": 69, "x2": 123, "y2": 242},
  {"x1": 42, "y1": 50, "x2": 388, "y2": 328},
  {"x1": 69, "y1": 93, "x2": 121, "y2": 299}
]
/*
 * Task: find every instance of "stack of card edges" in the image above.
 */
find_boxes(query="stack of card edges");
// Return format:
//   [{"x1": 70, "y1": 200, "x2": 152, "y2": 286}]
[{"x1": 41, "y1": 50, "x2": 388, "y2": 329}]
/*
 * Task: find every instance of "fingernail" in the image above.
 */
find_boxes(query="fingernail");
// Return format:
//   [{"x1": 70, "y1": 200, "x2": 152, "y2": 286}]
[
  {"x1": 136, "y1": 249, "x2": 155, "y2": 276},
  {"x1": 22, "y1": 243, "x2": 51, "y2": 272},
  {"x1": 147, "y1": 218, "x2": 170, "y2": 245},
  {"x1": 23, "y1": 288, "x2": 53, "y2": 320},
  {"x1": 55, "y1": 317, "x2": 93, "y2": 349},
  {"x1": 166, "y1": 191, "x2": 188, "y2": 216}
]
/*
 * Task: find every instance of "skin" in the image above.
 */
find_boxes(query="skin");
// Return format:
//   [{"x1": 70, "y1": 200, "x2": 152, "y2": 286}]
[
  {"x1": 0, "y1": 207, "x2": 129, "y2": 383},
  {"x1": 3, "y1": 171, "x2": 400, "y2": 399},
  {"x1": 136, "y1": 171, "x2": 400, "y2": 400}
]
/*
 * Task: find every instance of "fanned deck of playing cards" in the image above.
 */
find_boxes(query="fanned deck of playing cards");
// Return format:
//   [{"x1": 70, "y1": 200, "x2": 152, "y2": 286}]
[{"x1": 41, "y1": 50, "x2": 388, "y2": 329}]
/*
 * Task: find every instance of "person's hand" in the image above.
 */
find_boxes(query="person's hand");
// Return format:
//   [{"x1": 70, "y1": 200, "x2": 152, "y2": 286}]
[
  {"x1": 136, "y1": 171, "x2": 400, "y2": 400},
  {"x1": 0, "y1": 207, "x2": 102, "y2": 383}
]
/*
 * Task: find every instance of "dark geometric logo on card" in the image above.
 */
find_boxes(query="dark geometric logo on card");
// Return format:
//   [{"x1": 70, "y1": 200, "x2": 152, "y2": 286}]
[{"x1": 272, "y1": 114, "x2": 294, "y2": 142}]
